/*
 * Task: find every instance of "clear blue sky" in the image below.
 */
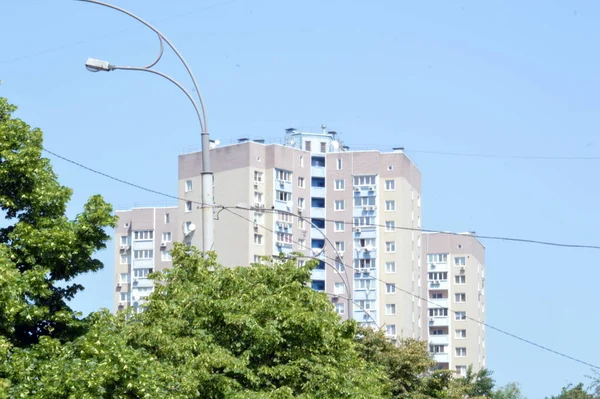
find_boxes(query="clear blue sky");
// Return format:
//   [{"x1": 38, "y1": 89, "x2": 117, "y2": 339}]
[{"x1": 2, "y1": 0, "x2": 599, "y2": 397}]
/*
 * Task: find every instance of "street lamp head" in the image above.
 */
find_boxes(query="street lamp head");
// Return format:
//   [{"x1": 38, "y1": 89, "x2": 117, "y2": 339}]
[{"x1": 85, "y1": 58, "x2": 114, "y2": 72}]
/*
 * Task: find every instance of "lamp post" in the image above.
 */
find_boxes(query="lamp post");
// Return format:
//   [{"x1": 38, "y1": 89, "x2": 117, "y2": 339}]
[{"x1": 78, "y1": 0, "x2": 215, "y2": 253}]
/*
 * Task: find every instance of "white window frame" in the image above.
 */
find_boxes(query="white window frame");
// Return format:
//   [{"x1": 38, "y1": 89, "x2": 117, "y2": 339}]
[
  {"x1": 385, "y1": 304, "x2": 396, "y2": 315},
  {"x1": 298, "y1": 218, "x2": 305, "y2": 229},
  {"x1": 253, "y1": 170, "x2": 263, "y2": 183},
  {"x1": 162, "y1": 232, "x2": 172, "y2": 242},
  {"x1": 385, "y1": 324, "x2": 396, "y2": 337},
  {"x1": 119, "y1": 273, "x2": 129, "y2": 283},
  {"x1": 336, "y1": 158, "x2": 342, "y2": 170},
  {"x1": 335, "y1": 258, "x2": 345, "y2": 273},
  {"x1": 334, "y1": 221, "x2": 345, "y2": 232},
  {"x1": 133, "y1": 250, "x2": 153, "y2": 260},
  {"x1": 275, "y1": 169, "x2": 292, "y2": 182},
  {"x1": 298, "y1": 197, "x2": 305, "y2": 209},
  {"x1": 385, "y1": 241, "x2": 396, "y2": 253},
  {"x1": 119, "y1": 292, "x2": 130, "y2": 302},
  {"x1": 334, "y1": 282, "x2": 346, "y2": 295},
  {"x1": 385, "y1": 220, "x2": 395, "y2": 232},
  {"x1": 164, "y1": 213, "x2": 170, "y2": 224},
  {"x1": 334, "y1": 179, "x2": 345, "y2": 191},
  {"x1": 300, "y1": 156, "x2": 304, "y2": 168},
  {"x1": 120, "y1": 254, "x2": 129, "y2": 265},
  {"x1": 455, "y1": 275, "x2": 466, "y2": 284},
  {"x1": 455, "y1": 311, "x2": 467, "y2": 321},
  {"x1": 385, "y1": 200, "x2": 396, "y2": 211},
  {"x1": 335, "y1": 303, "x2": 345, "y2": 314},
  {"x1": 254, "y1": 234, "x2": 263, "y2": 245},
  {"x1": 335, "y1": 241, "x2": 345, "y2": 253},
  {"x1": 385, "y1": 261, "x2": 396, "y2": 273},
  {"x1": 334, "y1": 200, "x2": 345, "y2": 211},
  {"x1": 185, "y1": 201, "x2": 192, "y2": 213},
  {"x1": 161, "y1": 250, "x2": 172, "y2": 262},
  {"x1": 455, "y1": 329, "x2": 467, "y2": 339},
  {"x1": 120, "y1": 236, "x2": 129, "y2": 245},
  {"x1": 454, "y1": 257, "x2": 466, "y2": 266},
  {"x1": 297, "y1": 239, "x2": 305, "y2": 250},
  {"x1": 454, "y1": 293, "x2": 466, "y2": 303},
  {"x1": 385, "y1": 179, "x2": 395, "y2": 191},
  {"x1": 297, "y1": 177, "x2": 305, "y2": 188},
  {"x1": 385, "y1": 283, "x2": 396, "y2": 294},
  {"x1": 455, "y1": 347, "x2": 467, "y2": 357},
  {"x1": 133, "y1": 231, "x2": 153, "y2": 241},
  {"x1": 185, "y1": 179, "x2": 193, "y2": 192}
]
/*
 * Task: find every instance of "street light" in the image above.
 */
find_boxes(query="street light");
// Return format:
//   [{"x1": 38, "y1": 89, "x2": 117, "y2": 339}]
[{"x1": 77, "y1": 0, "x2": 215, "y2": 253}]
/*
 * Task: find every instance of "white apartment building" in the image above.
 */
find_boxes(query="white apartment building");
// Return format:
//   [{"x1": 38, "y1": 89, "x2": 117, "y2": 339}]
[{"x1": 423, "y1": 232, "x2": 486, "y2": 374}]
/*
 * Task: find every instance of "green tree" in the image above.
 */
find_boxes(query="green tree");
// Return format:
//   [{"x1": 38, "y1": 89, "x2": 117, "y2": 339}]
[
  {"x1": 0, "y1": 96, "x2": 116, "y2": 348},
  {"x1": 3, "y1": 248, "x2": 390, "y2": 398},
  {"x1": 493, "y1": 382, "x2": 526, "y2": 399},
  {"x1": 547, "y1": 383, "x2": 597, "y2": 399}
]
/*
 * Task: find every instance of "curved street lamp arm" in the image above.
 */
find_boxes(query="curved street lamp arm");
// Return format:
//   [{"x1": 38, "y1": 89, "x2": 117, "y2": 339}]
[
  {"x1": 113, "y1": 65, "x2": 204, "y2": 132},
  {"x1": 144, "y1": 34, "x2": 164, "y2": 69},
  {"x1": 75, "y1": 0, "x2": 208, "y2": 132}
]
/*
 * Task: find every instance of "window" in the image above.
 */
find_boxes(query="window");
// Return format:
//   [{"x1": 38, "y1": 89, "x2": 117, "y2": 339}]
[
  {"x1": 456, "y1": 366, "x2": 467, "y2": 377},
  {"x1": 334, "y1": 200, "x2": 345, "y2": 211},
  {"x1": 353, "y1": 216, "x2": 375, "y2": 227},
  {"x1": 185, "y1": 179, "x2": 193, "y2": 192},
  {"x1": 386, "y1": 283, "x2": 396, "y2": 294},
  {"x1": 320, "y1": 142, "x2": 327, "y2": 153},
  {"x1": 455, "y1": 329, "x2": 467, "y2": 339},
  {"x1": 312, "y1": 218, "x2": 325, "y2": 228},
  {"x1": 119, "y1": 273, "x2": 129, "y2": 283},
  {"x1": 311, "y1": 197, "x2": 325, "y2": 208},
  {"x1": 120, "y1": 254, "x2": 129, "y2": 265},
  {"x1": 385, "y1": 221, "x2": 395, "y2": 232},
  {"x1": 429, "y1": 308, "x2": 449, "y2": 317},
  {"x1": 254, "y1": 234, "x2": 263, "y2": 245},
  {"x1": 254, "y1": 212, "x2": 265, "y2": 225},
  {"x1": 354, "y1": 258, "x2": 373, "y2": 269},
  {"x1": 428, "y1": 253, "x2": 448, "y2": 263},
  {"x1": 385, "y1": 304, "x2": 396, "y2": 315},
  {"x1": 385, "y1": 241, "x2": 396, "y2": 253},
  {"x1": 311, "y1": 280, "x2": 325, "y2": 291},
  {"x1": 455, "y1": 257, "x2": 466, "y2": 266},
  {"x1": 430, "y1": 345, "x2": 445, "y2": 353},
  {"x1": 455, "y1": 347, "x2": 467, "y2": 357},
  {"x1": 120, "y1": 236, "x2": 129, "y2": 245},
  {"x1": 133, "y1": 250, "x2": 153, "y2": 259},
  {"x1": 119, "y1": 292, "x2": 130, "y2": 302},
  {"x1": 385, "y1": 200, "x2": 396, "y2": 211},
  {"x1": 430, "y1": 329, "x2": 445, "y2": 335},
  {"x1": 431, "y1": 293, "x2": 443, "y2": 299},
  {"x1": 354, "y1": 196, "x2": 376, "y2": 206},
  {"x1": 334, "y1": 282, "x2": 346, "y2": 295},
  {"x1": 297, "y1": 239, "x2": 305, "y2": 250},
  {"x1": 133, "y1": 268, "x2": 153, "y2": 278},
  {"x1": 311, "y1": 157, "x2": 325, "y2": 167},
  {"x1": 428, "y1": 272, "x2": 449, "y2": 281},
  {"x1": 298, "y1": 177, "x2": 305, "y2": 188},
  {"x1": 253, "y1": 170, "x2": 263, "y2": 182},
  {"x1": 311, "y1": 177, "x2": 325, "y2": 188},
  {"x1": 161, "y1": 250, "x2": 172, "y2": 262},
  {"x1": 355, "y1": 299, "x2": 376, "y2": 310},
  {"x1": 455, "y1": 275, "x2": 466, "y2": 284},
  {"x1": 355, "y1": 238, "x2": 376, "y2": 249},
  {"x1": 133, "y1": 231, "x2": 153, "y2": 240},
  {"x1": 298, "y1": 197, "x2": 305, "y2": 209},
  {"x1": 385, "y1": 179, "x2": 395, "y2": 191},
  {"x1": 334, "y1": 179, "x2": 345, "y2": 190},
  {"x1": 164, "y1": 213, "x2": 170, "y2": 224},
  {"x1": 385, "y1": 261, "x2": 396, "y2": 273},
  {"x1": 298, "y1": 218, "x2": 305, "y2": 229},
  {"x1": 455, "y1": 311, "x2": 467, "y2": 321},
  {"x1": 162, "y1": 232, "x2": 172, "y2": 242},
  {"x1": 353, "y1": 175, "x2": 376, "y2": 186},
  {"x1": 335, "y1": 303, "x2": 345, "y2": 314},
  {"x1": 300, "y1": 156, "x2": 304, "y2": 167},
  {"x1": 184, "y1": 221, "x2": 193, "y2": 235},
  {"x1": 276, "y1": 232, "x2": 293, "y2": 244},
  {"x1": 455, "y1": 293, "x2": 466, "y2": 303},
  {"x1": 185, "y1": 201, "x2": 192, "y2": 212},
  {"x1": 276, "y1": 190, "x2": 292, "y2": 202},
  {"x1": 335, "y1": 258, "x2": 345, "y2": 272},
  {"x1": 334, "y1": 221, "x2": 345, "y2": 232},
  {"x1": 335, "y1": 241, "x2": 345, "y2": 252},
  {"x1": 305, "y1": 141, "x2": 311, "y2": 151},
  {"x1": 337, "y1": 158, "x2": 342, "y2": 170},
  {"x1": 253, "y1": 255, "x2": 262, "y2": 264},
  {"x1": 275, "y1": 169, "x2": 292, "y2": 182},
  {"x1": 386, "y1": 324, "x2": 396, "y2": 336}
]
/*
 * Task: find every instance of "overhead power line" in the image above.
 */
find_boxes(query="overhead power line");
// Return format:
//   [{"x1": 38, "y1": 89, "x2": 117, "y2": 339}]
[
  {"x1": 43, "y1": 147, "x2": 600, "y2": 251},
  {"x1": 405, "y1": 149, "x2": 600, "y2": 161}
]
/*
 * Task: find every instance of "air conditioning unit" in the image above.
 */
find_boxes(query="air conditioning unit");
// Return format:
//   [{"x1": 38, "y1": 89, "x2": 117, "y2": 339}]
[
  {"x1": 354, "y1": 228, "x2": 361, "y2": 233},
  {"x1": 253, "y1": 223, "x2": 259, "y2": 230},
  {"x1": 160, "y1": 241, "x2": 167, "y2": 247},
  {"x1": 124, "y1": 223, "x2": 130, "y2": 228},
  {"x1": 332, "y1": 294, "x2": 339, "y2": 299},
  {"x1": 354, "y1": 187, "x2": 361, "y2": 192},
  {"x1": 120, "y1": 245, "x2": 130, "y2": 251},
  {"x1": 460, "y1": 267, "x2": 466, "y2": 274},
  {"x1": 254, "y1": 183, "x2": 259, "y2": 188},
  {"x1": 119, "y1": 301, "x2": 125, "y2": 307}
]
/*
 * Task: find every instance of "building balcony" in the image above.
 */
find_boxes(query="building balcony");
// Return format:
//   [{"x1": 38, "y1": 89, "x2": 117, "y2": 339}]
[
  {"x1": 311, "y1": 207, "x2": 325, "y2": 218},
  {"x1": 429, "y1": 335, "x2": 449, "y2": 346},
  {"x1": 428, "y1": 298, "x2": 448, "y2": 309},
  {"x1": 429, "y1": 280, "x2": 449, "y2": 290},
  {"x1": 310, "y1": 186, "x2": 326, "y2": 198},
  {"x1": 428, "y1": 263, "x2": 448, "y2": 272},
  {"x1": 310, "y1": 166, "x2": 325, "y2": 178},
  {"x1": 311, "y1": 268, "x2": 326, "y2": 281},
  {"x1": 428, "y1": 316, "x2": 449, "y2": 327},
  {"x1": 310, "y1": 227, "x2": 324, "y2": 240},
  {"x1": 432, "y1": 352, "x2": 449, "y2": 363}
]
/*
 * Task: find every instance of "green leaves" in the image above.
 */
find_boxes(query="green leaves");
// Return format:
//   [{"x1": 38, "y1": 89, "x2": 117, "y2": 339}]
[{"x1": 0, "y1": 96, "x2": 116, "y2": 347}]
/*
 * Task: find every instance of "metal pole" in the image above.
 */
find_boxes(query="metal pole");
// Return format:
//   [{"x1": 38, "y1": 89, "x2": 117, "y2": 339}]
[{"x1": 77, "y1": 0, "x2": 214, "y2": 253}]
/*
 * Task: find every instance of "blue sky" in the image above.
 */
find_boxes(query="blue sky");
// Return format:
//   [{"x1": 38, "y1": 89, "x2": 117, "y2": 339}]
[{"x1": 2, "y1": 0, "x2": 599, "y2": 397}]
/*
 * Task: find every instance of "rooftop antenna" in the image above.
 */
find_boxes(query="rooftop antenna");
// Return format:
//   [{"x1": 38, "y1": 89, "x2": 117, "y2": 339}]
[{"x1": 321, "y1": 124, "x2": 327, "y2": 134}]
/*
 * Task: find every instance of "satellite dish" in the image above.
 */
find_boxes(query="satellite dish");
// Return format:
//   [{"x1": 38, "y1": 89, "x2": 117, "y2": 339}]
[
  {"x1": 188, "y1": 223, "x2": 196, "y2": 232},
  {"x1": 365, "y1": 244, "x2": 374, "y2": 252}
]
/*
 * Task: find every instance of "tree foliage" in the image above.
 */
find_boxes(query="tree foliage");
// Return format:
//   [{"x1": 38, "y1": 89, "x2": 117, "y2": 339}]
[{"x1": 0, "y1": 96, "x2": 116, "y2": 349}]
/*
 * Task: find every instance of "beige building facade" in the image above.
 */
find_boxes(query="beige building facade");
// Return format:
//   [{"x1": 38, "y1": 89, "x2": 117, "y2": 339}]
[{"x1": 423, "y1": 232, "x2": 486, "y2": 374}]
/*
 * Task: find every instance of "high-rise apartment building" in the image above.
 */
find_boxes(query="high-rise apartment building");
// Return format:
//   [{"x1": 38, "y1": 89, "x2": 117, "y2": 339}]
[
  {"x1": 423, "y1": 232, "x2": 486, "y2": 375},
  {"x1": 113, "y1": 206, "x2": 178, "y2": 313},
  {"x1": 176, "y1": 127, "x2": 425, "y2": 339}
]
